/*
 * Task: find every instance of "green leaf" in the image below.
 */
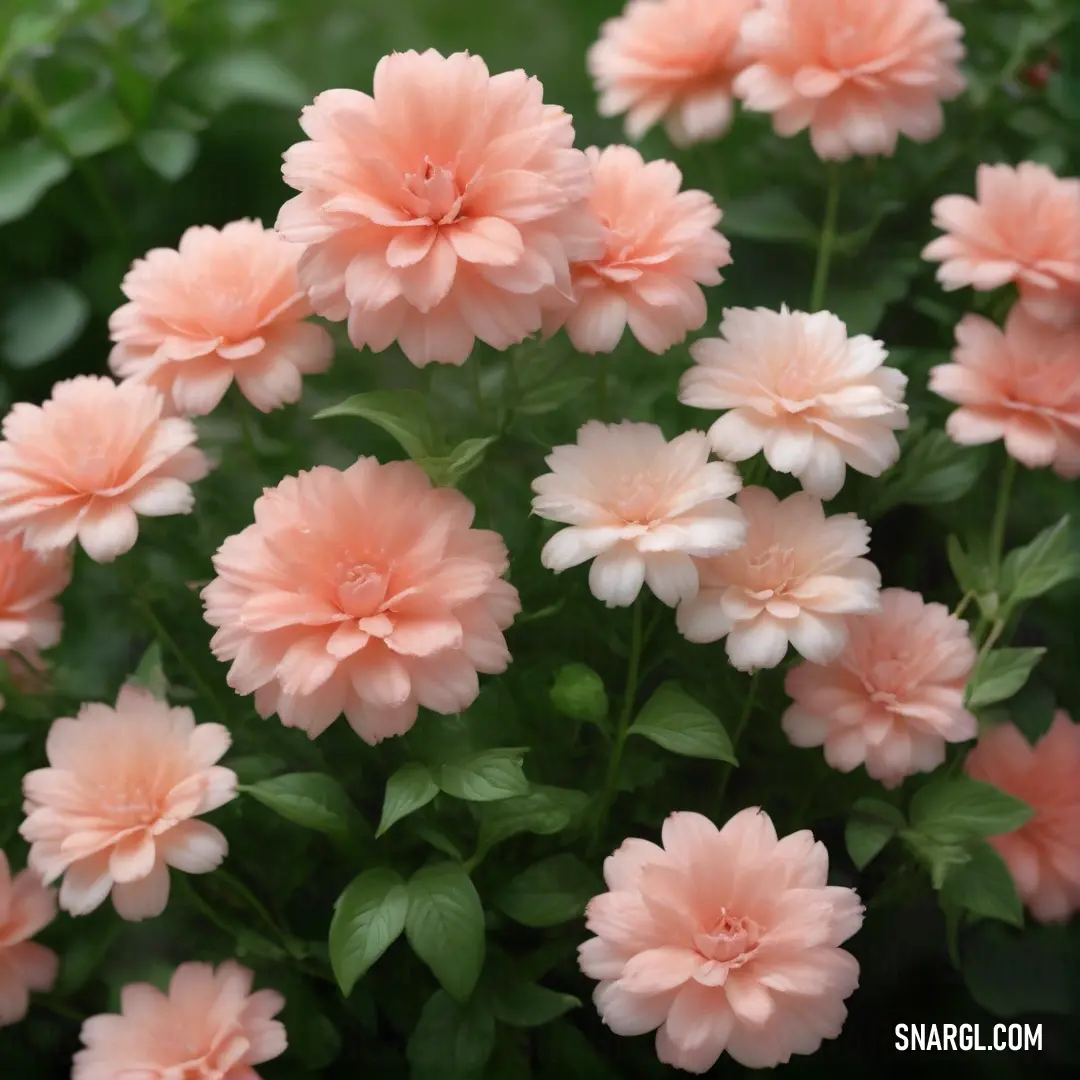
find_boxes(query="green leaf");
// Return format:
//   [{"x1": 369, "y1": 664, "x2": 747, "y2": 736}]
[
  {"x1": 721, "y1": 189, "x2": 818, "y2": 245},
  {"x1": 136, "y1": 129, "x2": 199, "y2": 181},
  {"x1": 874, "y1": 431, "x2": 987, "y2": 513},
  {"x1": 628, "y1": 681, "x2": 736, "y2": 762},
  {"x1": 407, "y1": 990, "x2": 495, "y2": 1080},
  {"x1": 406, "y1": 863, "x2": 485, "y2": 1002},
  {"x1": 491, "y1": 981, "x2": 580, "y2": 1027},
  {"x1": 550, "y1": 663, "x2": 608, "y2": 725},
  {"x1": 0, "y1": 12, "x2": 64, "y2": 76},
  {"x1": 846, "y1": 797, "x2": 905, "y2": 870},
  {"x1": 130, "y1": 642, "x2": 167, "y2": 700},
  {"x1": 940, "y1": 839, "x2": 1024, "y2": 926},
  {"x1": 243, "y1": 773, "x2": 356, "y2": 840},
  {"x1": 227, "y1": 754, "x2": 287, "y2": 784},
  {"x1": 967, "y1": 647, "x2": 1046, "y2": 709},
  {"x1": 50, "y1": 91, "x2": 131, "y2": 159},
  {"x1": 411, "y1": 824, "x2": 463, "y2": 861},
  {"x1": 1001, "y1": 516, "x2": 1080, "y2": 604},
  {"x1": 1007, "y1": 678, "x2": 1057, "y2": 744},
  {"x1": 328, "y1": 868, "x2": 409, "y2": 995},
  {"x1": 0, "y1": 279, "x2": 88, "y2": 368},
  {"x1": 438, "y1": 748, "x2": 529, "y2": 802},
  {"x1": 185, "y1": 49, "x2": 309, "y2": 111},
  {"x1": 377, "y1": 762, "x2": 438, "y2": 837},
  {"x1": 498, "y1": 854, "x2": 600, "y2": 928},
  {"x1": 902, "y1": 829, "x2": 972, "y2": 891},
  {"x1": 517, "y1": 375, "x2": 595, "y2": 416},
  {"x1": 315, "y1": 389, "x2": 440, "y2": 461},
  {"x1": 476, "y1": 785, "x2": 590, "y2": 850},
  {"x1": 420, "y1": 436, "x2": 497, "y2": 487},
  {"x1": 947, "y1": 534, "x2": 991, "y2": 597},
  {"x1": 0, "y1": 137, "x2": 70, "y2": 225},
  {"x1": 910, "y1": 775, "x2": 1033, "y2": 840}
]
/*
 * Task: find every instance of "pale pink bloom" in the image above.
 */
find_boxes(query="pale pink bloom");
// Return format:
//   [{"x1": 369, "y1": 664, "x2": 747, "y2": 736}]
[
  {"x1": 0, "y1": 535, "x2": 70, "y2": 662},
  {"x1": 923, "y1": 162, "x2": 1080, "y2": 328},
  {"x1": 588, "y1": 0, "x2": 759, "y2": 146},
  {"x1": 20, "y1": 684, "x2": 236, "y2": 921},
  {"x1": 965, "y1": 713, "x2": 1080, "y2": 924},
  {"x1": 276, "y1": 49, "x2": 603, "y2": 368},
  {"x1": 734, "y1": 0, "x2": 966, "y2": 161},
  {"x1": 542, "y1": 146, "x2": 731, "y2": 355},
  {"x1": 681, "y1": 307, "x2": 908, "y2": 499},
  {"x1": 202, "y1": 460, "x2": 520, "y2": 744},
  {"x1": 782, "y1": 589, "x2": 977, "y2": 788},
  {"x1": 0, "y1": 853, "x2": 58, "y2": 1027},
  {"x1": 580, "y1": 807, "x2": 863, "y2": 1072},
  {"x1": 532, "y1": 421, "x2": 746, "y2": 608},
  {"x1": 109, "y1": 219, "x2": 335, "y2": 416},
  {"x1": 73, "y1": 960, "x2": 286, "y2": 1080},
  {"x1": 676, "y1": 487, "x2": 880, "y2": 672},
  {"x1": 929, "y1": 306, "x2": 1080, "y2": 478},
  {"x1": 0, "y1": 376, "x2": 210, "y2": 563}
]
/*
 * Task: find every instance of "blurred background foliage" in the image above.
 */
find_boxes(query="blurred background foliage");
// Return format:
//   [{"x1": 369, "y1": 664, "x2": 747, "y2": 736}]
[{"x1": 2, "y1": 0, "x2": 1080, "y2": 1076}]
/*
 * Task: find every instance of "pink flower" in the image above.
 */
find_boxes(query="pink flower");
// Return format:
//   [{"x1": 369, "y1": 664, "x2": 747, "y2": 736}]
[
  {"x1": 680, "y1": 307, "x2": 908, "y2": 499},
  {"x1": 965, "y1": 713, "x2": 1080, "y2": 923},
  {"x1": 0, "y1": 853, "x2": 58, "y2": 1027},
  {"x1": 109, "y1": 219, "x2": 335, "y2": 416},
  {"x1": 0, "y1": 535, "x2": 70, "y2": 662},
  {"x1": 20, "y1": 684, "x2": 237, "y2": 921},
  {"x1": 0, "y1": 376, "x2": 210, "y2": 563},
  {"x1": 676, "y1": 487, "x2": 880, "y2": 672},
  {"x1": 782, "y1": 589, "x2": 977, "y2": 788},
  {"x1": 734, "y1": 0, "x2": 966, "y2": 161},
  {"x1": 929, "y1": 306, "x2": 1080, "y2": 477},
  {"x1": 73, "y1": 960, "x2": 286, "y2": 1079},
  {"x1": 532, "y1": 421, "x2": 747, "y2": 608},
  {"x1": 579, "y1": 808, "x2": 863, "y2": 1072},
  {"x1": 923, "y1": 162, "x2": 1080, "y2": 328},
  {"x1": 542, "y1": 146, "x2": 731, "y2": 355},
  {"x1": 587, "y1": 0, "x2": 759, "y2": 146},
  {"x1": 202, "y1": 460, "x2": 520, "y2": 744},
  {"x1": 276, "y1": 50, "x2": 603, "y2": 368}
]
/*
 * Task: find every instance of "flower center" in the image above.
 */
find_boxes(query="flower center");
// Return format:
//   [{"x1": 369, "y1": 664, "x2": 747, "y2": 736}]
[
  {"x1": 403, "y1": 158, "x2": 464, "y2": 225},
  {"x1": 336, "y1": 565, "x2": 389, "y2": 619},
  {"x1": 693, "y1": 909, "x2": 760, "y2": 966},
  {"x1": 745, "y1": 545, "x2": 798, "y2": 594}
]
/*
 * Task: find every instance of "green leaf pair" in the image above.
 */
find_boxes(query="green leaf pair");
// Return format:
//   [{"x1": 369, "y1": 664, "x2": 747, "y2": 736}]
[{"x1": 629, "y1": 681, "x2": 737, "y2": 763}]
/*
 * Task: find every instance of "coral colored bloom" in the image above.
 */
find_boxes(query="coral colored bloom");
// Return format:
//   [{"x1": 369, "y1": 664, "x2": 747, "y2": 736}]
[
  {"x1": 0, "y1": 377, "x2": 210, "y2": 563},
  {"x1": 0, "y1": 536, "x2": 70, "y2": 662},
  {"x1": 782, "y1": 589, "x2": 977, "y2": 788},
  {"x1": 923, "y1": 162, "x2": 1080, "y2": 327},
  {"x1": 965, "y1": 713, "x2": 1080, "y2": 923},
  {"x1": 0, "y1": 853, "x2": 58, "y2": 1026},
  {"x1": 109, "y1": 219, "x2": 335, "y2": 416},
  {"x1": 20, "y1": 685, "x2": 236, "y2": 921},
  {"x1": 276, "y1": 50, "x2": 603, "y2": 367},
  {"x1": 681, "y1": 307, "x2": 908, "y2": 498},
  {"x1": 929, "y1": 307, "x2": 1080, "y2": 478},
  {"x1": 734, "y1": 0, "x2": 966, "y2": 161},
  {"x1": 73, "y1": 960, "x2": 286, "y2": 1079},
  {"x1": 588, "y1": 0, "x2": 758, "y2": 146},
  {"x1": 580, "y1": 808, "x2": 864, "y2": 1072},
  {"x1": 532, "y1": 421, "x2": 746, "y2": 608},
  {"x1": 676, "y1": 487, "x2": 880, "y2": 671},
  {"x1": 202, "y1": 460, "x2": 520, "y2": 744},
  {"x1": 543, "y1": 146, "x2": 731, "y2": 355}
]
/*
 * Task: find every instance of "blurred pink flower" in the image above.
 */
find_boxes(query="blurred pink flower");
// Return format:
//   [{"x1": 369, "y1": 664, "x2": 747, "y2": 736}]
[
  {"x1": 74, "y1": 960, "x2": 286, "y2": 1080},
  {"x1": 542, "y1": 146, "x2": 731, "y2": 354},
  {"x1": 0, "y1": 536, "x2": 69, "y2": 661},
  {"x1": 109, "y1": 219, "x2": 334, "y2": 416},
  {"x1": 580, "y1": 807, "x2": 863, "y2": 1072},
  {"x1": 0, "y1": 376, "x2": 210, "y2": 563},
  {"x1": 783, "y1": 588, "x2": 977, "y2": 788},
  {"x1": 202, "y1": 460, "x2": 520, "y2": 744},
  {"x1": 923, "y1": 162, "x2": 1080, "y2": 327},
  {"x1": 587, "y1": 0, "x2": 758, "y2": 146},
  {"x1": 276, "y1": 49, "x2": 603, "y2": 367},
  {"x1": 532, "y1": 421, "x2": 746, "y2": 608},
  {"x1": 20, "y1": 684, "x2": 236, "y2": 921},
  {"x1": 929, "y1": 306, "x2": 1080, "y2": 477},
  {"x1": 676, "y1": 487, "x2": 880, "y2": 671},
  {"x1": 965, "y1": 713, "x2": 1080, "y2": 923},
  {"x1": 680, "y1": 307, "x2": 908, "y2": 499},
  {"x1": 0, "y1": 852, "x2": 58, "y2": 1027},
  {"x1": 734, "y1": 0, "x2": 965, "y2": 160}
]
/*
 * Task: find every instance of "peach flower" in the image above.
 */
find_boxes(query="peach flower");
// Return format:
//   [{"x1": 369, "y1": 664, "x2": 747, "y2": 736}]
[
  {"x1": 109, "y1": 219, "x2": 335, "y2": 416},
  {"x1": 782, "y1": 589, "x2": 977, "y2": 788},
  {"x1": 0, "y1": 377, "x2": 210, "y2": 563},
  {"x1": 531, "y1": 421, "x2": 747, "y2": 608},
  {"x1": 73, "y1": 960, "x2": 286, "y2": 1080},
  {"x1": 20, "y1": 684, "x2": 237, "y2": 921},
  {"x1": 0, "y1": 535, "x2": 70, "y2": 664},
  {"x1": 680, "y1": 307, "x2": 908, "y2": 499},
  {"x1": 923, "y1": 162, "x2": 1080, "y2": 328},
  {"x1": 542, "y1": 146, "x2": 731, "y2": 355},
  {"x1": 929, "y1": 307, "x2": 1080, "y2": 478},
  {"x1": 676, "y1": 487, "x2": 880, "y2": 671},
  {"x1": 965, "y1": 713, "x2": 1080, "y2": 923},
  {"x1": 0, "y1": 853, "x2": 58, "y2": 1027},
  {"x1": 587, "y1": 0, "x2": 758, "y2": 146},
  {"x1": 276, "y1": 49, "x2": 603, "y2": 367},
  {"x1": 202, "y1": 460, "x2": 520, "y2": 744},
  {"x1": 734, "y1": 0, "x2": 966, "y2": 161},
  {"x1": 579, "y1": 808, "x2": 864, "y2": 1072}
]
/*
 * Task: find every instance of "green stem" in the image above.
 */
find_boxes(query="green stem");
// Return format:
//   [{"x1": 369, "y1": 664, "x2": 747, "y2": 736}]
[
  {"x1": 233, "y1": 392, "x2": 260, "y2": 465},
  {"x1": 714, "y1": 670, "x2": 759, "y2": 814},
  {"x1": 989, "y1": 454, "x2": 1017, "y2": 579},
  {"x1": 595, "y1": 353, "x2": 609, "y2": 420},
  {"x1": 810, "y1": 165, "x2": 842, "y2": 312},
  {"x1": 953, "y1": 591, "x2": 975, "y2": 620},
  {"x1": 40, "y1": 997, "x2": 86, "y2": 1022},
  {"x1": 470, "y1": 353, "x2": 484, "y2": 414}
]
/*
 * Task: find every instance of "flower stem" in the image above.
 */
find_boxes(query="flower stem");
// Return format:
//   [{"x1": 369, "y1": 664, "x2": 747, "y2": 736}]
[
  {"x1": 989, "y1": 454, "x2": 1017, "y2": 580},
  {"x1": 810, "y1": 164, "x2": 842, "y2": 313},
  {"x1": 714, "y1": 669, "x2": 759, "y2": 816},
  {"x1": 470, "y1": 353, "x2": 484, "y2": 414},
  {"x1": 595, "y1": 353, "x2": 609, "y2": 420}
]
